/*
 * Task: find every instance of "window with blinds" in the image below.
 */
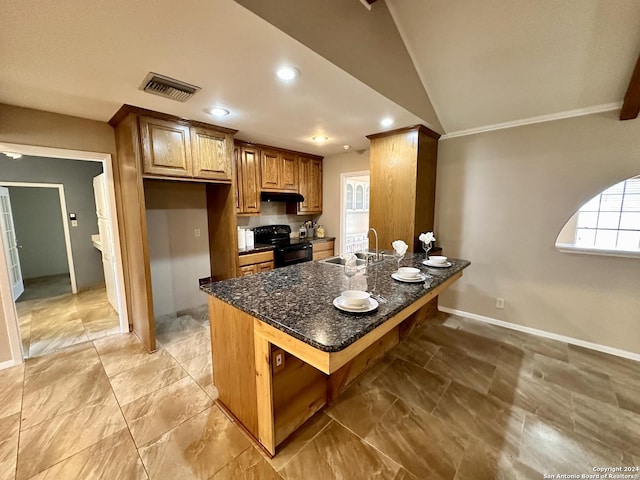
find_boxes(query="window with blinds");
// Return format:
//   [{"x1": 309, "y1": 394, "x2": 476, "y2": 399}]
[{"x1": 575, "y1": 175, "x2": 640, "y2": 251}]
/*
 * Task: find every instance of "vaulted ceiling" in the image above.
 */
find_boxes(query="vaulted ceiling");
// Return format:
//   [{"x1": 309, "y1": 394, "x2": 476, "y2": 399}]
[{"x1": 1, "y1": 0, "x2": 639, "y2": 156}]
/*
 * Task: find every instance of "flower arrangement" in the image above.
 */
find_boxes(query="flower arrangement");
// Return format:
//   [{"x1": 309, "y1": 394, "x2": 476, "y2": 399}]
[{"x1": 419, "y1": 232, "x2": 436, "y2": 244}]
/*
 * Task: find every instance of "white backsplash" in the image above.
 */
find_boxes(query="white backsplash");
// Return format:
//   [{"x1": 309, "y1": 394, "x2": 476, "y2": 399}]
[{"x1": 236, "y1": 201, "x2": 317, "y2": 236}]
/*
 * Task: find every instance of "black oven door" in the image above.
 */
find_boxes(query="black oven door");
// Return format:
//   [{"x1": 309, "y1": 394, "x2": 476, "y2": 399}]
[{"x1": 274, "y1": 244, "x2": 313, "y2": 268}]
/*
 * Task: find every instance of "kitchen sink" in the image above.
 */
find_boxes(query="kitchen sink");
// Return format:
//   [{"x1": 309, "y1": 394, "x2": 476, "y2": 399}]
[{"x1": 320, "y1": 256, "x2": 367, "y2": 266}]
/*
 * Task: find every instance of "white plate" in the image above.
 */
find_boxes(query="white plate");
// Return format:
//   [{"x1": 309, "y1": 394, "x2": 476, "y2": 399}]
[
  {"x1": 423, "y1": 260, "x2": 452, "y2": 268},
  {"x1": 333, "y1": 296, "x2": 379, "y2": 313},
  {"x1": 391, "y1": 272, "x2": 427, "y2": 283}
]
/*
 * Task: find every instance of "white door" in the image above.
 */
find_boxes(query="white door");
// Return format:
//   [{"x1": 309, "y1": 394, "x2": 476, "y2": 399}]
[{"x1": 0, "y1": 187, "x2": 24, "y2": 300}]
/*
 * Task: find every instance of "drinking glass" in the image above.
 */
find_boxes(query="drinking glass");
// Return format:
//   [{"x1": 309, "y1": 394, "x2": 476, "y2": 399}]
[
  {"x1": 344, "y1": 264, "x2": 358, "y2": 289},
  {"x1": 422, "y1": 240, "x2": 433, "y2": 260},
  {"x1": 393, "y1": 252, "x2": 404, "y2": 271}
]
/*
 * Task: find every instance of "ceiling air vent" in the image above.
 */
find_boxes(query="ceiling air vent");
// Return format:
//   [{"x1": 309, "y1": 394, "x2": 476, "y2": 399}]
[{"x1": 140, "y1": 72, "x2": 201, "y2": 102}]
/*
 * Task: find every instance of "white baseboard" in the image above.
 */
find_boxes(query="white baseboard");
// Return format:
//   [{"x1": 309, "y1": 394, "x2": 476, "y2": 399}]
[
  {"x1": 438, "y1": 306, "x2": 640, "y2": 362},
  {"x1": 0, "y1": 359, "x2": 19, "y2": 371}
]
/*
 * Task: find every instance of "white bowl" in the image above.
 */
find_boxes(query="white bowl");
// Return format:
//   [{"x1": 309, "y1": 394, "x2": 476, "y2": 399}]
[
  {"x1": 397, "y1": 267, "x2": 421, "y2": 278},
  {"x1": 341, "y1": 290, "x2": 370, "y2": 307},
  {"x1": 429, "y1": 256, "x2": 448, "y2": 264}
]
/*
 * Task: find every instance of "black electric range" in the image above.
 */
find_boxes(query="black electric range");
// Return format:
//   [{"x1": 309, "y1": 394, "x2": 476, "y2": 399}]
[{"x1": 253, "y1": 224, "x2": 313, "y2": 268}]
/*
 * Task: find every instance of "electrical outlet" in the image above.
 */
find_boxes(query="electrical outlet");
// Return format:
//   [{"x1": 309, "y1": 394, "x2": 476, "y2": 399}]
[
  {"x1": 71, "y1": 220, "x2": 78, "y2": 227},
  {"x1": 496, "y1": 297, "x2": 505, "y2": 309},
  {"x1": 194, "y1": 228, "x2": 200, "y2": 237},
  {"x1": 272, "y1": 349, "x2": 285, "y2": 373}
]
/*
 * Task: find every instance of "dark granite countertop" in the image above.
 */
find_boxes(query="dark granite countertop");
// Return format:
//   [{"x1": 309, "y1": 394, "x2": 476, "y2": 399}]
[{"x1": 201, "y1": 253, "x2": 470, "y2": 353}]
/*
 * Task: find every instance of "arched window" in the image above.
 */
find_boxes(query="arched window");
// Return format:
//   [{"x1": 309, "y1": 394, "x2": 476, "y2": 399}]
[
  {"x1": 556, "y1": 175, "x2": 640, "y2": 257},
  {"x1": 346, "y1": 184, "x2": 353, "y2": 210},
  {"x1": 355, "y1": 185, "x2": 364, "y2": 210},
  {"x1": 364, "y1": 186, "x2": 370, "y2": 211}
]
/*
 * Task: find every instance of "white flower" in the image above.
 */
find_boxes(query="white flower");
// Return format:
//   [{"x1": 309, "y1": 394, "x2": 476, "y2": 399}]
[
  {"x1": 392, "y1": 240, "x2": 408, "y2": 256},
  {"x1": 419, "y1": 232, "x2": 436, "y2": 243}
]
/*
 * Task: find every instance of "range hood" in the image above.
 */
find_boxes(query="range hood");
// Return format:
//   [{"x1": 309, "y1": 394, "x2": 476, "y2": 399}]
[{"x1": 261, "y1": 191, "x2": 304, "y2": 203}]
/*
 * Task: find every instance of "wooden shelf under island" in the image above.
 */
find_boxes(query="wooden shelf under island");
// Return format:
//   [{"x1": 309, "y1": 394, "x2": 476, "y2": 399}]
[{"x1": 200, "y1": 254, "x2": 470, "y2": 456}]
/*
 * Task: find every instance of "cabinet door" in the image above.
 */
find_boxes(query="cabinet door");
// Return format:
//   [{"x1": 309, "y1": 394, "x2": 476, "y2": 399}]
[
  {"x1": 239, "y1": 265, "x2": 258, "y2": 276},
  {"x1": 257, "y1": 261, "x2": 274, "y2": 272},
  {"x1": 280, "y1": 152, "x2": 298, "y2": 191},
  {"x1": 239, "y1": 147, "x2": 261, "y2": 214},
  {"x1": 139, "y1": 116, "x2": 192, "y2": 178},
  {"x1": 191, "y1": 127, "x2": 232, "y2": 181},
  {"x1": 298, "y1": 157, "x2": 322, "y2": 214},
  {"x1": 261, "y1": 149, "x2": 280, "y2": 190},
  {"x1": 234, "y1": 147, "x2": 242, "y2": 212}
]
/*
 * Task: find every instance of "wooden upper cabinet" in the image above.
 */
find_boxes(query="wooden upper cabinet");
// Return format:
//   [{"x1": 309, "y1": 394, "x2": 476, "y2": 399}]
[
  {"x1": 297, "y1": 156, "x2": 322, "y2": 214},
  {"x1": 140, "y1": 116, "x2": 192, "y2": 178},
  {"x1": 236, "y1": 145, "x2": 261, "y2": 215},
  {"x1": 138, "y1": 115, "x2": 233, "y2": 183},
  {"x1": 261, "y1": 149, "x2": 298, "y2": 191},
  {"x1": 191, "y1": 126, "x2": 232, "y2": 181},
  {"x1": 261, "y1": 149, "x2": 280, "y2": 190},
  {"x1": 280, "y1": 152, "x2": 298, "y2": 191}
]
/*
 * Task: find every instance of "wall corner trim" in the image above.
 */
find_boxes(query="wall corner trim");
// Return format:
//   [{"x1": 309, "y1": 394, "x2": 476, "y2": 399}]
[
  {"x1": 0, "y1": 359, "x2": 20, "y2": 371},
  {"x1": 438, "y1": 306, "x2": 640, "y2": 362}
]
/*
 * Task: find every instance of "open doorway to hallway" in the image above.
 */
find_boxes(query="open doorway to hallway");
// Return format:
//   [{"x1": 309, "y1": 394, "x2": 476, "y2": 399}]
[
  {"x1": 0, "y1": 151, "x2": 125, "y2": 359},
  {"x1": 341, "y1": 172, "x2": 370, "y2": 254}
]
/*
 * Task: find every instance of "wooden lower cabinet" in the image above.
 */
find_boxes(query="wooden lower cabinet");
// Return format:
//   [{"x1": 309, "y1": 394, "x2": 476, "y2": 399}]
[
  {"x1": 312, "y1": 240, "x2": 334, "y2": 261},
  {"x1": 238, "y1": 250, "x2": 274, "y2": 276}
]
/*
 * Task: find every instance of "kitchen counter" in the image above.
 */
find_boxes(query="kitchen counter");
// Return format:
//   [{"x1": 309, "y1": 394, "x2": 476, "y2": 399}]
[
  {"x1": 237, "y1": 236, "x2": 335, "y2": 255},
  {"x1": 202, "y1": 253, "x2": 469, "y2": 352},
  {"x1": 201, "y1": 253, "x2": 469, "y2": 456}
]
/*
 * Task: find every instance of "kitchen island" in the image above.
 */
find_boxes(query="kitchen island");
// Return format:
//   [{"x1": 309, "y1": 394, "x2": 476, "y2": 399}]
[{"x1": 201, "y1": 254, "x2": 470, "y2": 455}]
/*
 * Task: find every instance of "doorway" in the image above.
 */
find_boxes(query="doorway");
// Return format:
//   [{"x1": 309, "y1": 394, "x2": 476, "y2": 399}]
[
  {"x1": 340, "y1": 171, "x2": 370, "y2": 254},
  {"x1": 0, "y1": 143, "x2": 129, "y2": 364}
]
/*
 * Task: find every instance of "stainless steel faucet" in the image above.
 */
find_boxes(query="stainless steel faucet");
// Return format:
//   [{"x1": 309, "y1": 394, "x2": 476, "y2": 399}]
[{"x1": 367, "y1": 228, "x2": 380, "y2": 262}]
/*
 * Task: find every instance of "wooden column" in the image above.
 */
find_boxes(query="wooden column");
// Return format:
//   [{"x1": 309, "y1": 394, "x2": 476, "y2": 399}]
[{"x1": 367, "y1": 125, "x2": 440, "y2": 253}]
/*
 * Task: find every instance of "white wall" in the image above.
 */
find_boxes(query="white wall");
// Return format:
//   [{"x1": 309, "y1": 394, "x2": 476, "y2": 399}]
[
  {"x1": 318, "y1": 149, "x2": 370, "y2": 253},
  {"x1": 144, "y1": 181, "x2": 211, "y2": 317},
  {"x1": 7, "y1": 187, "x2": 69, "y2": 279},
  {"x1": 436, "y1": 110, "x2": 640, "y2": 355}
]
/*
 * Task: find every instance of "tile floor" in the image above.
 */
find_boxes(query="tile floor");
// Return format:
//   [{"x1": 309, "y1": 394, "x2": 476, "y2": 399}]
[
  {"x1": 16, "y1": 275, "x2": 120, "y2": 358},
  {"x1": 1, "y1": 311, "x2": 639, "y2": 479}
]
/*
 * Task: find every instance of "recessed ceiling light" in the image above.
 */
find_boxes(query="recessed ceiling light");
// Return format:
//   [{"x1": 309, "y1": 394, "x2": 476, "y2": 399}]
[
  {"x1": 2, "y1": 152, "x2": 22, "y2": 159},
  {"x1": 276, "y1": 65, "x2": 301, "y2": 81},
  {"x1": 343, "y1": 145, "x2": 351, "y2": 150},
  {"x1": 312, "y1": 135, "x2": 329, "y2": 143},
  {"x1": 380, "y1": 117, "x2": 394, "y2": 128},
  {"x1": 207, "y1": 107, "x2": 230, "y2": 117}
]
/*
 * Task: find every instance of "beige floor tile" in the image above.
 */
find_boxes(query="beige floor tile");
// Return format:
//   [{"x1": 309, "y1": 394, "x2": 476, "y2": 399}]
[
  {"x1": 489, "y1": 364, "x2": 574, "y2": 430},
  {"x1": 326, "y1": 382, "x2": 397, "y2": 438},
  {"x1": 567, "y1": 344, "x2": 640, "y2": 381},
  {"x1": 506, "y1": 330, "x2": 569, "y2": 362},
  {"x1": 281, "y1": 420, "x2": 400, "y2": 480},
  {"x1": 100, "y1": 342, "x2": 158, "y2": 377},
  {"x1": 518, "y1": 415, "x2": 629, "y2": 475},
  {"x1": 93, "y1": 333, "x2": 142, "y2": 355},
  {"x1": 455, "y1": 441, "x2": 541, "y2": 480},
  {"x1": 122, "y1": 376, "x2": 212, "y2": 447},
  {"x1": 28, "y1": 429, "x2": 148, "y2": 480},
  {"x1": 155, "y1": 315, "x2": 207, "y2": 346},
  {"x1": 425, "y1": 345, "x2": 496, "y2": 394},
  {"x1": 162, "y1": 329, "x2": 211, "y2": 364},
  {"x1": 433, "y1": 381, "x2": 524, "y2": 456},
  {"x1": 365, "y1": 399, "x2": 467, "y2": 480},
  {"x1": 211, "y1": 447, "x2": 281, "y2": 480},
  {"x1": 180, "y1": 352, "x2": 213, "y2": 388},
  {"x1": 371, "y1": 358, "x2": 449, "y2": 413},
  {"x1": 21, "y1": 359, "x2": 112, "y2": 430},
  {"x1": 109, "y1": 350, "x2": 188, "y2": 405},
  {"x1": 138, "y1": 406, "x2": 250, "y2": 480},
  {"x1": 203, "y1": 383, "x2": 219, "y2": 401},
  {"x1": 266, "y1": 412, "x2": 332, "y2": 472},
  {"x1": 388, "y1": 330, "x2": 440, "y2": 367},
  {"x1": 572, "y1": 393, "x2": 640, "y2": 456},
  {"x1": 531, "y1": 353, "x2": 619, "y2": 405},
  {"x1": 0, "y1": 413, "x2": 20, "y2": 480},
  {"x1": 16, "y1": 393, "x2": 127, "y2": 480},
  {"x1": 0, "y1": 364, "x2": 24, "y2": 420},
  {"x1": 24, "y1": 341, "x2": 95, "y2": 374},
  {"x1": 611, "y1": 376, "x2": 640, "y2": 415},
  {"x1": 423, "y1": 323, "x2": 504, "y2": 364},
  {"x1": 28, "y1": 318, "x2": 89, "y2": 358}
]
